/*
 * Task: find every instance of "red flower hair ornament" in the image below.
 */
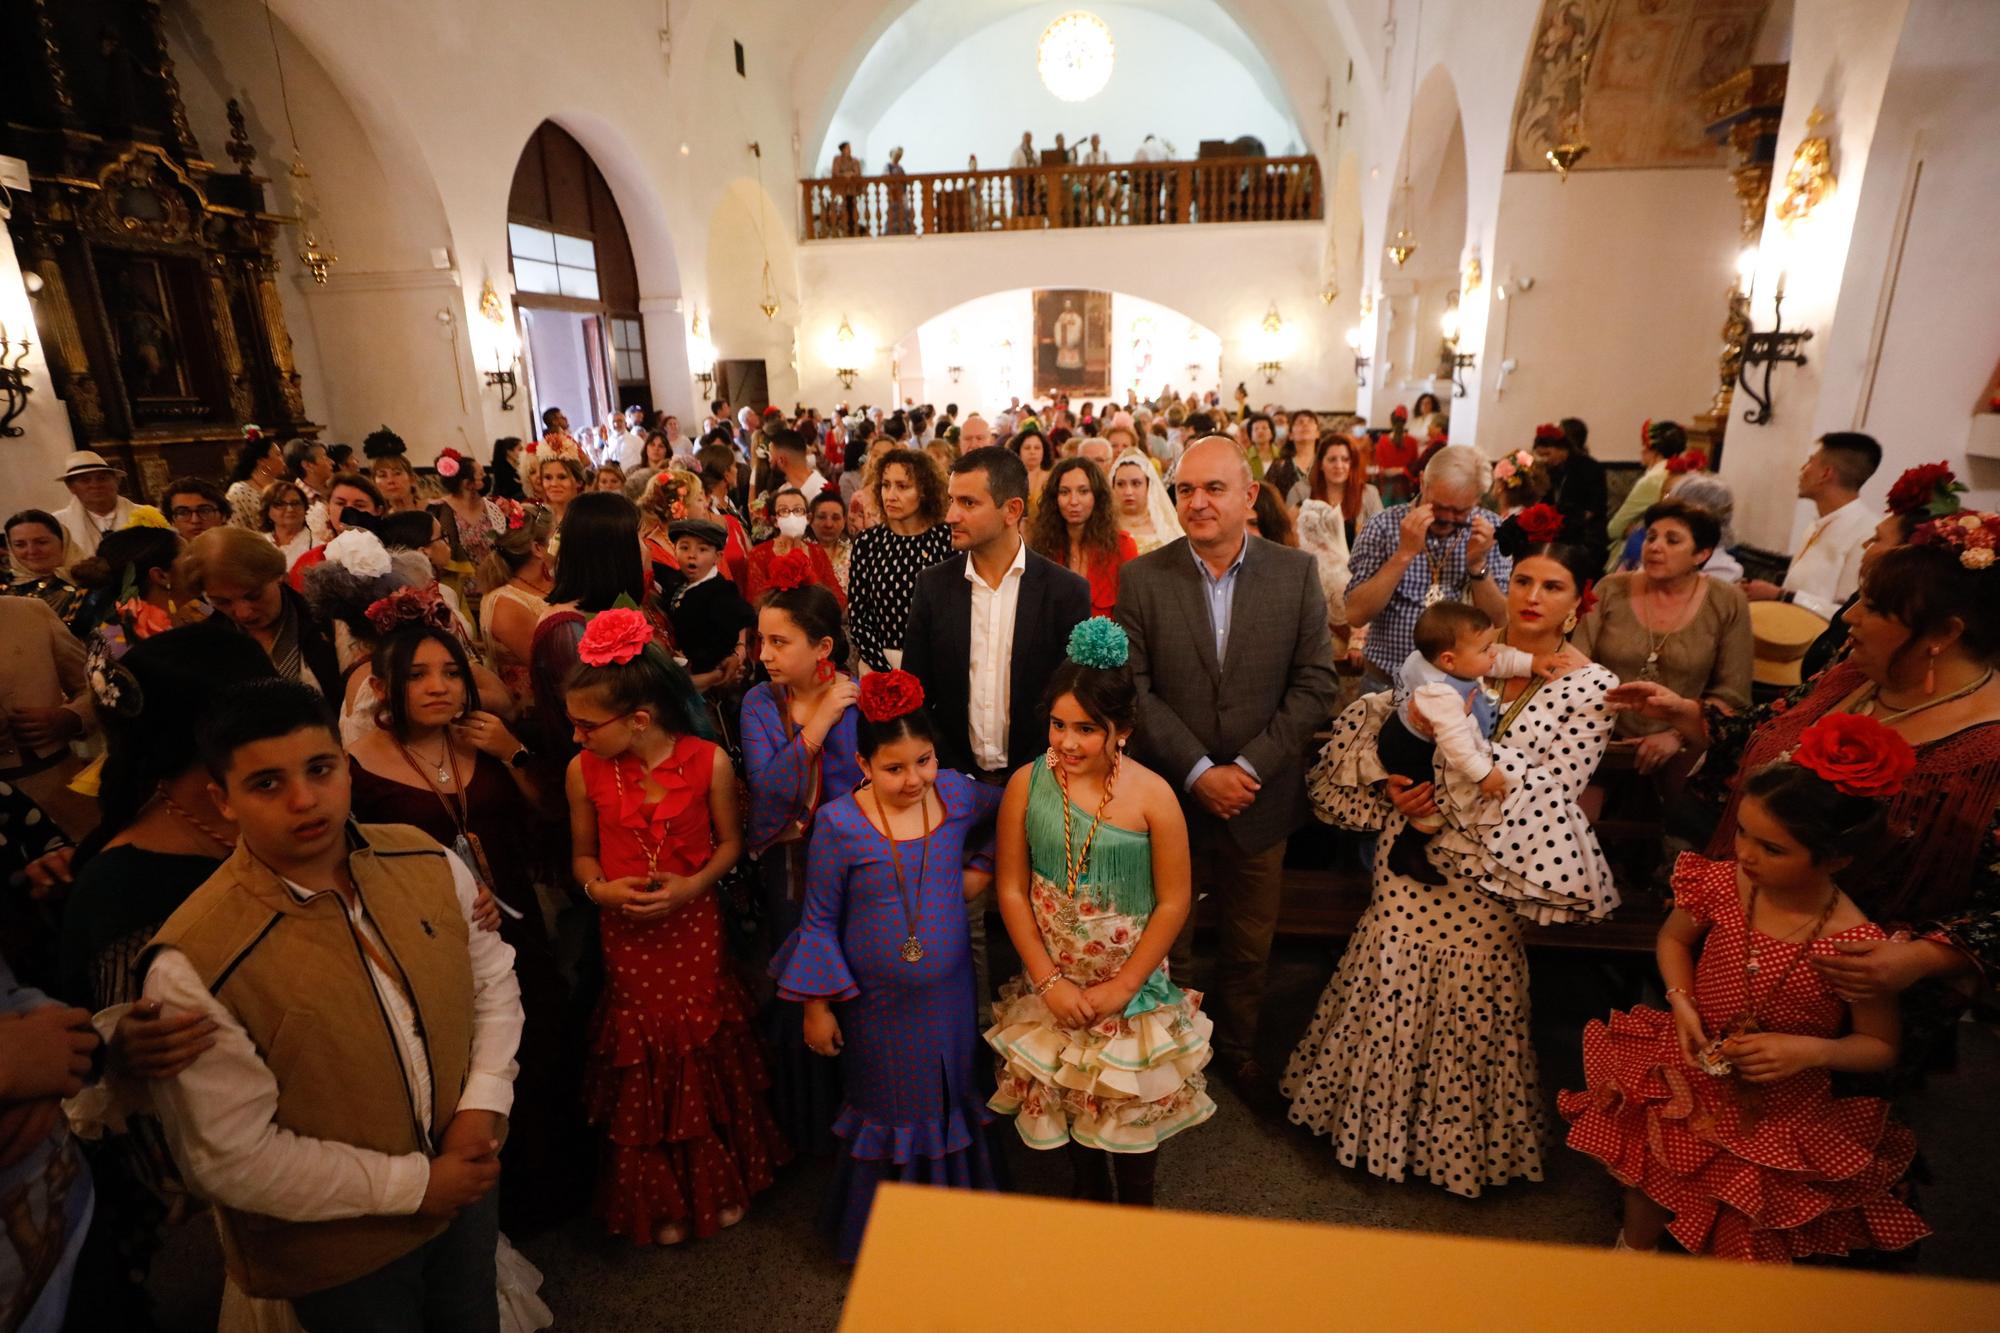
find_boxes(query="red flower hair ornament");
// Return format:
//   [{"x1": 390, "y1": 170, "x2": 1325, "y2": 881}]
[
  {"x1": 1885, "y1": 461, "x2": 1965, "y2": 519},
  {"x1": 435, "y1": 448, "x2": 464, "y2": 479},
  {"x1": 577, "y1": 606, "x2": 656, "y2": 667},
  {"x1": 1514, "y1": 503, "x2": 1564, "y2": 544},
  {"x1": 1789, "y1": 713, "x2": 1917, "y2": 799},
  {"x1": 1533, "y1": 422, "x2": 1566, "y2": 445},
  {"x1": 1909, "y1": 511, "x2": 2000, "y2": 570},
  {"x1": 1665, "y1": 448, "x2": 1708, "y2": 476},
  {"x1": 766, "y1": 548, "x2": 816, "y2": 592},
  {"x1": 364, "y1": 584, "x2": 453, "y2": 636},
  {"x1": 857, "y1": 670, "x2": 925, "y2": 723}
]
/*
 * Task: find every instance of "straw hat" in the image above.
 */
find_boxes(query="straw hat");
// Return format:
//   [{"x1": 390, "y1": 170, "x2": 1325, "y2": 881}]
[
  {"x1": 57, "y1": 450, "x2": 119, "y2": 479},
  {"x1": 1750, "y1": 599, "x2": 1829, "y2": 687}
]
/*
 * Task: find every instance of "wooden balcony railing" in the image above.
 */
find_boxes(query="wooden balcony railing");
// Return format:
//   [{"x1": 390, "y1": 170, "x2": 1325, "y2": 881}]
[{"x1": 800, "y1": 155, "x2": 1320, "y2": 241}]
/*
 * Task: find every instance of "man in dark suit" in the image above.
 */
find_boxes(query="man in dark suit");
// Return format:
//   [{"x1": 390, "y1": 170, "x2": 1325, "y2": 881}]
[
  {"x1": 1115, "y1": 435, "x2": 1337, "y2": 1093},
  {"x1": 902, "y1": 446, "x2": 1091, "y2": 1007},
  {"x1": 902, "y1": 447, "x2": 1093, "y2": 781}
]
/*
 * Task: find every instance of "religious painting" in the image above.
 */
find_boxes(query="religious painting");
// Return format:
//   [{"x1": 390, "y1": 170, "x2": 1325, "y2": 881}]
[
  {"x1": 94, "y1": 251, "x2": 192, "y2": 401},
  {"x1": 1032, "y1": 289, "x2": 1111, "y2": 397}
]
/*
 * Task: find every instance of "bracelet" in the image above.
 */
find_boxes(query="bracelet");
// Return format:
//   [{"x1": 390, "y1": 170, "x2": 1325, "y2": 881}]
[
  {"x1": 582, "y1": 879, "x2": 606, "y2": 906},
  {"x1": 1033, "y1": 969, "x2": 1067, "y2": 996},
  {"x1": 1664, "y1": 986, "x2": 1693, "y2": 1003}
]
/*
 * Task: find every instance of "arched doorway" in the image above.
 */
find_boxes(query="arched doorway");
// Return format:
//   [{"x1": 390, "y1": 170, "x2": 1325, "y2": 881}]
[{"x1": 506, "y1": 122, "x2": 647, "y2": 431}]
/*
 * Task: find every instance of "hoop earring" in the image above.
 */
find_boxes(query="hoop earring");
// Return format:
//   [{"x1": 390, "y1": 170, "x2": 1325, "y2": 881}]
[
  {"x1": 814, "y1": 657, "x2": 836, "y2": 683},
  {"x1": 1562, "y1": 611, "x2": 1579, "y2": 635},
  {"x1": 1925, "y1": 645, "x2": 1939, "y2": 696}
]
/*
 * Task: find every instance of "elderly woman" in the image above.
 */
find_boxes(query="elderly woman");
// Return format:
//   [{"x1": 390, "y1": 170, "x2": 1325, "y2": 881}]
[
  {"x1": 1614, "y1": 524, "x2": 2000, "y2": 1085},
  {"x1": 178, "y1": 525, "x2": 341, "y2": 696},
  {"x1": 1573, "y1": 497, "x2": 1752, "y2": 773},
  {"x1": 1288, "y1": 532, "x2": 1616, "y2": 1196},
  {"x1": 1109, "y1": 448, "x2": 1181, "y2": 555},
  {"x1": 258, "y1": 480, "x2": 315, "y2": 565}
]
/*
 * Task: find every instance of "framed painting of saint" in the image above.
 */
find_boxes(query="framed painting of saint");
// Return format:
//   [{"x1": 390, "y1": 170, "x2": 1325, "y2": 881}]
[{"x1": 1032, "y1": 289, "x2": 1110, "y2": 397}]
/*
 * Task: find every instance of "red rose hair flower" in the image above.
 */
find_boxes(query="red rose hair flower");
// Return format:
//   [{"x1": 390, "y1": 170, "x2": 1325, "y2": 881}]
[
  {"x1": 1515, "y1": 503, "x2": 1564, "y2": 544},
  {"x1": 578, "y1": 606, "x2": 655, "y2": 667},
  {"x1": 857, "y1": 669, "x2": 925, "y2": 723},
  {"x1": 766, "y1": 548, "x2": 816, "y2": 592},
  {"x1": 364, "y1": 584, "x2": 453, "y2": 636},
  {"x1": 1665, "y1": 448, "x2": 1708, "y2": 476},
  {"x1": 1576, "y1": 578, "x2": 1598, "y2": 616},
  {"x1": 1909, "y1": 511, "x2": 2000, "y2": 570},
  {"x1": 435, "y1": 448, "x2": 464, "y2": 479},
  {"x1": 1390, "y1": 404, "x2": 1409, "y2": 421},
  {"x1": 1790, "y1": 712, "x2": 1917, "y2": 799},
  {"x1": 1533, "y1": 422, "x2": 1565, "y2": 445},
  {"x1": 1885, "y1": 461, "x2": 1963, "y2": 518}
]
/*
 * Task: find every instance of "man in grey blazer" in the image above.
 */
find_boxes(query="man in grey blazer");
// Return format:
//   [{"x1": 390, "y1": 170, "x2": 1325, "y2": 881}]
[{"x1": 1114, "y1": 436, "x2": 1337, "y2": 1091}]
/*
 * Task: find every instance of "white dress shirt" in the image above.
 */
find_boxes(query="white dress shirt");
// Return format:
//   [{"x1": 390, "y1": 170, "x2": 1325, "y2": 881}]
[
  {"x1": 1783, "y1": 497, "x2": 1873, "y2": 620},
  {"x1": 966, "y1": 538, "x2": 1028, "y2": 772},
  {"x1": 613, "y1": 429, "x2": 647, "y2": 471},
  {"x1": 143, "y1": 849, "x2": 521, "y2": 1223}
]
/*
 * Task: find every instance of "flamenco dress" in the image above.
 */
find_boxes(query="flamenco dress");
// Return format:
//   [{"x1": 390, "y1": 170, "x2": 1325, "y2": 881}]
[
  {"x1": 740, "y1": 681, "x2": 863, "y2": 1156},
  {"x1": 771, "y1": 770, "x2": 1007, "y2": 1261},
  {"x1": 986, "y1": 760, "x2": 1215, "y2": 1152},
  {"x1": 580, "y1": 738, "x2": 791, "y2": 1242},
  {"x1": 1559, "y1": 854, "x2": 1929, "y2": 1262}
]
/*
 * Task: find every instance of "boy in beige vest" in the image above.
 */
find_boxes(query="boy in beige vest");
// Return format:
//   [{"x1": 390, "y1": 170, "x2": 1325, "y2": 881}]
[{"x1": 141, "y1": 680, "x2": 522, "y2": 1330}]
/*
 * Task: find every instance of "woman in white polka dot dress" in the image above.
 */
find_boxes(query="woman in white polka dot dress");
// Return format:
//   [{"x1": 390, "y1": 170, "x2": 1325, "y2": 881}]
[{"x1": 1282, "y1": 536, "x2": 1617, "y2": 1197}]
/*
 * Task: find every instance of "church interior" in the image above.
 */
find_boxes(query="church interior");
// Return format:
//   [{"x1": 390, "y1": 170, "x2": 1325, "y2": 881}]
[{"x1": 2, "y1": 0, "x2": 1998, "y2": 1328}]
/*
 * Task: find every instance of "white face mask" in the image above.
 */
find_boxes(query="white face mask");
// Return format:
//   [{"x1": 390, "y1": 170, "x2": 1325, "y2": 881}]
[{"x1": 776, "y1": 513, "x2": 809, "y2": 539}]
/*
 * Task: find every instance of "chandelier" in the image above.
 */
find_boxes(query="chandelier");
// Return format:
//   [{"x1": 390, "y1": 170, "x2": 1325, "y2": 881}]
[{"x1": 1038, "y1": 12, "x2": 1115, "y2": 103}]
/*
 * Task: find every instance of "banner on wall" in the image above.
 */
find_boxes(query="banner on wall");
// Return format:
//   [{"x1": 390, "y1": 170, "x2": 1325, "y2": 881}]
[{"x1": 1032, "y1": 289, "x2": 1111, "y2": 397}]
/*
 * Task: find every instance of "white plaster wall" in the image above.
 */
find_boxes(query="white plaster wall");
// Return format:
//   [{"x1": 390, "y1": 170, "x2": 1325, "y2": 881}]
[
  {"x1": 793, "y1": 222, "x2": 1348, "y2": 413},
  {"x1": 831, "y1": 3, "x2": 1298, "y2": 174},
  {"x1": 1812, "y1": 0, "x2": 2000, "y2": 520},
  {"x1": 0, "y1": 220, "x2": 80, "y2": 513},
  {"x1": 1479, "y1": 168, "x2": 1743, "y2": 458},
  {"x1": 1717, "y1": 0, "x2": 1913, "y2": 548}
]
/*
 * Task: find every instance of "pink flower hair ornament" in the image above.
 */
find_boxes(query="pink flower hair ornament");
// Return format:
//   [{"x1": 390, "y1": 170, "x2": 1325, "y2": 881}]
[
  {"x1": 364, "y1": 584, "x2": 454, "y2": 636},
  {"x1": 577, "y1": 606, "x2": 656, "y2": 667}
]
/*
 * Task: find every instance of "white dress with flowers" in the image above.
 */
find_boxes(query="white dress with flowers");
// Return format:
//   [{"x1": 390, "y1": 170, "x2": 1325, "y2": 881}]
[{"x1": 986, "y1": 761, "x2": 1215, "y2": 1153}]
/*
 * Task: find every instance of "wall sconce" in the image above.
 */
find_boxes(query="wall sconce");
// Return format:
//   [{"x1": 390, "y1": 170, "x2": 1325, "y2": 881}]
[
  {"x1": 483, "y1": 359, "x2": 519, "y2": 412},
  {"x1": 1439, "y1": 305, "x2": 1474, "y2": 398},
  {"x1": 1737, "y1": 266, "x2": 1811, "y2": 426},
  {"x1": 1344, "y1": 325, "x2": 1370, "y2": 387},
  {"x1": 832, "y1": 315, "x2": 859, "y2": 390},
  {"x1": 0, "y1": 320, "x2": 32, "y2": 438},
  {"x1": 1256, "y1": 302, "x2": 1285, "y2": 384},
  {"x1": 947, "y1": 364, "x2": 963, "y2": 384},
  {"x1": 688, "y1": 311, "x2": 717, "y2": 399}
]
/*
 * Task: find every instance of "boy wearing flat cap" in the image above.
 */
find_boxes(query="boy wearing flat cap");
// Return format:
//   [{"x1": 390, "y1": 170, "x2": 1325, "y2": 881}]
[{"x1": 667, "y1": 517, "x2": 755, "y2": 694}]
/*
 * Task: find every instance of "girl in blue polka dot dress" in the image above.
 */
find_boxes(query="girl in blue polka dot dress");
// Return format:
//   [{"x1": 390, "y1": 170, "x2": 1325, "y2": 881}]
[{"x1": 771, "y1": 669, "x2": 1005, "y2": 1261}]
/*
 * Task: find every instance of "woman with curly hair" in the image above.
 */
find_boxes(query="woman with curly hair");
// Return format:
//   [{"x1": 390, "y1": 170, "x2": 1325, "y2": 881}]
[
  {"x1": 1027, "y1": 456, "x2": 1135, "y2": 619},
  {"x1": 257, "y1": 480, "x2": 314, "y2": 565},
  {"x1": 847, "y1": 449, "x2": 951, "y2": 671}
]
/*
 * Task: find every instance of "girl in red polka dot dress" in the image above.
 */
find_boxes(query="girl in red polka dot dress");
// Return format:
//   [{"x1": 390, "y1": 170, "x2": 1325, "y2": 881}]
[
  {"x1": 565, "y1": 607, "x2": 790, "y2": 1245},
  {"x1": 1560, "y1": 712, "x2": 1930, "y2": 1263}
]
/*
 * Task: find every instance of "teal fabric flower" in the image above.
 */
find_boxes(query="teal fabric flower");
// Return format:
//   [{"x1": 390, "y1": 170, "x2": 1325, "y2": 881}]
[{"x1": 1067, "y1": 616, "x2": 1130, "y2": 670}]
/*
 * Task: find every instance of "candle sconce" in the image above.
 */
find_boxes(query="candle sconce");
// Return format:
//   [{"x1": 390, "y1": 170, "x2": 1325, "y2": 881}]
[
  {"x1": 1738, "y1": 289, "x2": 1812, "y2": 426},
  {"x1": 0, "y1": 323, "x2": 32, "y2": 438},
  {"x1": 835, "y1": 366, "x2": 858, "y2": 390}
]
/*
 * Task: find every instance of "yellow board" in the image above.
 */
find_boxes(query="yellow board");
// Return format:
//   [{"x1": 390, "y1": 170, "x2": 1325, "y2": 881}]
[{"x1": 842, "y1": 1185, "x2": 1993, "y2": 1331}]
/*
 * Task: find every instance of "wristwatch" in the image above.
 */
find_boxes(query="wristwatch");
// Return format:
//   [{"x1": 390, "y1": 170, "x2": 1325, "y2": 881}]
[
  {"x1": 508, "y1": 746, "x2": 533, "y2": 770},
  {"x1": 1466, "y1": 566, "x2": 1490, "y2": 581}
]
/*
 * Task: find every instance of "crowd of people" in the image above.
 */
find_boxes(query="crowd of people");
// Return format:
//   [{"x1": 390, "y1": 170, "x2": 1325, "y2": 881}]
[{"x1": 1, "y1": 383, "x2": 1994, "y2": 1328}]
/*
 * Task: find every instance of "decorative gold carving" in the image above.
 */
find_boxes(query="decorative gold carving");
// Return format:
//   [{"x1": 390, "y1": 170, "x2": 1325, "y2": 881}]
[
  {"x1": 225, "y1": 100, "x2": 260, "y2": 175},
  {"x1": 1775, "y1": 111, "x2": 1835, "y2": 227},
  {"x1": 137, "y1": 0, "x2": 203, "y2": 159},
  {"x1": 28, "y1": 0, "x2": 74, "y2": 118},
  {"x1": 30, "y1": 260, "x2": 91, "y2": 376},
  {"x1": 137, "y1": 451, "x2": 172, "y2": 500},
  {"x1": 208, "y1": 269, "x2": 254, "y2": 422},
  {"x1": 89, "y1": 147, "x2": 208, "y2": 245}
]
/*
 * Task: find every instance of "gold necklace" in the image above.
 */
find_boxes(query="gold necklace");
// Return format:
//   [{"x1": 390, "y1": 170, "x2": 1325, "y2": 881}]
[
  {"x1": 1639, "y1": 575, "x2": 1702, "y2": 678},
  {"x1": 157, "y1": 787, "x2": 237, "y2": 850},
  {"x1": 1050, "y1": 751, "x2": 1118, "y2": 898},
  {"x1": 402, "y1": 735, "x2": 456, "y2": 786},
  {"x1": 1859, "y1": 670, "x2": 1993, "y2": 726}
]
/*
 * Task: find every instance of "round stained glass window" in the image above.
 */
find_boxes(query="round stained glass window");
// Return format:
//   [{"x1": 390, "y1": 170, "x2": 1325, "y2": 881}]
[{"x1": 1038, "y1": 11, "x2": 1115, "y2": 103}]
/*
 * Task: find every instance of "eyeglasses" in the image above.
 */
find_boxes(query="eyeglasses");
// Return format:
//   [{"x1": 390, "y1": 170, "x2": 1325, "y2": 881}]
[
  {"x1": 269, "y1": 499, "x2": 306, "y2": 511},
  {"x1": 169, "y1": 505, "x2": 221, "y2": 521},
  {"x1": 568, "y1": 711, "x2": 632, "y2": 736}
]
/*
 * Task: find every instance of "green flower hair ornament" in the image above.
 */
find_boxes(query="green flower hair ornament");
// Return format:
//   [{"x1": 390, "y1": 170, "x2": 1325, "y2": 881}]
[{"x1": 1067, "y1": 616, "x2": 1130, "y2": 670}]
